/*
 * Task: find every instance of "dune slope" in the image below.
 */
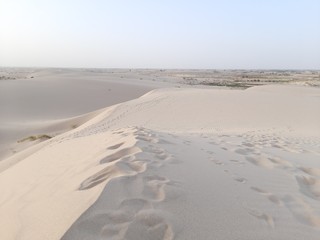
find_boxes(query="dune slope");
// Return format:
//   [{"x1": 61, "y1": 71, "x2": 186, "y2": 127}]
[{"x1": 0, "y1": 85, "x2": 320, "y2": 240}]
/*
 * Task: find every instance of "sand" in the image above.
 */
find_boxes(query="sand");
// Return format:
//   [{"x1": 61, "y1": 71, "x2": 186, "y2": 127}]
[
  {"x1": 0, "y1": 70, "x2": 320, "y2": 239},
  {"x1": 0, "y1": 69, "x2": 165, "y2": 160}
]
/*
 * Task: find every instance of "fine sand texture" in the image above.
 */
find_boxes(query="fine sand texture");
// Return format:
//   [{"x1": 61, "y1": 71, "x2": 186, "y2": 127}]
[
  {"x1": 0, "y1": 84, "x2": 319, "y2": 239},
  {"x1": 0, "y1": 68, "x2": 168, "y2": 161}
]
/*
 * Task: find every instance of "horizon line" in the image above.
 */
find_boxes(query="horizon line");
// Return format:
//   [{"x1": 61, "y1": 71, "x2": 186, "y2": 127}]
[{"x1": 1, "y1": 66, "x2": 319, "y2": 71}]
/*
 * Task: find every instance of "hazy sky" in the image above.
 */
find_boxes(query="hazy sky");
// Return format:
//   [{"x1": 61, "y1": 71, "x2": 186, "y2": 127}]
[{"x1": 0, "y1": 0, "x2": 319, "y2": 69}]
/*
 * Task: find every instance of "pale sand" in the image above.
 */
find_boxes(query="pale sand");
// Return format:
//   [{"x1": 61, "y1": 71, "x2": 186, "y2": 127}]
[
  {"x1": 0, "y1": 69, "x2": 167, "y2": 160},
  {"x1": 0, "y1": 83, "x2": 320, "y2": 239}
]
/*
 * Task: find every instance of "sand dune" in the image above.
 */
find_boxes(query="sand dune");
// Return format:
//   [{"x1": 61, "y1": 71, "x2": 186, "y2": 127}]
[
  {"x1": 0, "y1": 69, "x2": 158, "y2": 161},
  {"x1": 0, "y1": 84, "x2": 320, "y2": 239}
]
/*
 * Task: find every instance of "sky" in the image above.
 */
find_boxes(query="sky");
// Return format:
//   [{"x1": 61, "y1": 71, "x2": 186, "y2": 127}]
[{"x1": 0, "y1": 0, "x2": 319, "y2": 69}]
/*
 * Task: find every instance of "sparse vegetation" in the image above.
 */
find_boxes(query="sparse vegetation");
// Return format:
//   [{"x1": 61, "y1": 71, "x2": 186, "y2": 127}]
[
  {"x1": 176, "y1": 70, "x2": 320, "y2": 88},
  {"x1": 0, "y1": 76, "x2": 16, "y2": 80},
  {"x1": 202, "y1": 81, "x2": 251, "y2": 89},
  {"x1": 17, "y1": 134, "x2": 52, "y2": 143}
]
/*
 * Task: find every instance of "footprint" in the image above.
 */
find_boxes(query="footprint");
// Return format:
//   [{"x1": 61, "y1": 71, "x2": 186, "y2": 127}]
[
  {"x1": 155, "y1": 152, "x2": 171, "y2": 161},
  {"x1": 100, "y1": 224, "x2": 127, "y2": 239},
  {"x1": 144, "y1": 148, "x2": 172, "y2": 161},
  {"x1": 210, "y1": 158, "x2": 224, "y2": 165},
  {"x1": 100, "y1": 210, "x2": 133, "y2": 225},
  {"x1": 251, "y1": 187, "x2": 282, "y2": 206},
  {"x1": 136, "y1": 135, "x2": 158, "y2": 143},
  {"x1": 158, "y1": 139, "x2": 173, "y2": 145},
  {"x1": 268, "y1": 156, "x2": 292, "y2": 168},
  {"x1": 233, "y1": 176, "x2": 247, "y2": 184},
  {"x1": 72, "y1": 199, "x2": 153, "y2": 239},
  {"x1": 101, "y1": 146, "x2": 141, "y2": 163},
  {"x1": 229, "y1": 159, "x2": 245, "y2": 165},
  {"x1": 143, "y1": 175, "x2": 169, "y2": 201},
  {"x1": 282, "y1": 146, "x2": 302, "y2": 154},
  {"x1": 245, "y1": 153, "x2": 292, "y2": 170},
  {"x1": 113, "y1": 130, "x2": 124, "y2": 135},
  {"x1": 245, "y1": 156, "x2": 274, "y2": 169},
  {"x1": 282, "y1": 195, "x2": 320, "y2": 228},
  {"x1": 145, "y1": 175, "x2": 167, "y2": 182},
  {"x1": 235, "y1": 148, "x2": 254, "y2": 155},
  {"x1": 145, "y1": 175, "x2": 182, "y2": 202},
  {"x1": 271, "y1": 143, "x2": 282, "y2": 149},
  {"x1": 80, "y1": 157, "x2": 144, "y2": 190},
  {"x1": 72, "y1": 212, "x2": 129, "y2": 239},
  {"x1": 123, "y1": 210, "x2": 174, "y2": 240},
  {"x1": 295, "y1": 175, "x2": 320, "y2": 200},
  {"x1": 244, "y1": 206, "x2": 275, "y2": 228},
  {"x1": 183, "y1": 141, "x2": 191, "y2": 145},
  {"x1": 242, "y1": 142, "x2": 255, "y2": 148},
  {"x1": 115, "y1": 161, "x2": 146, "y2": 174},
  {"x1": 79, "y1": 165, "x2": 121, "y2": 190},
  {"x1": 299, "y1": 167, "x2": 320, "y2": 177},
  {"x1": 107, "y1": 142, "x2": 125, "y2": 150}
]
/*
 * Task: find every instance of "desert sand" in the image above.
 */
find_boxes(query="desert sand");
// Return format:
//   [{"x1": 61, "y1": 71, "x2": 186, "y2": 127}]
[
  {"x1": 0, "y1": 68, "x2": 166, "y2": 160},
  {"x1": 0, "y1": 69, "x2": 320, "y2": 239}
]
